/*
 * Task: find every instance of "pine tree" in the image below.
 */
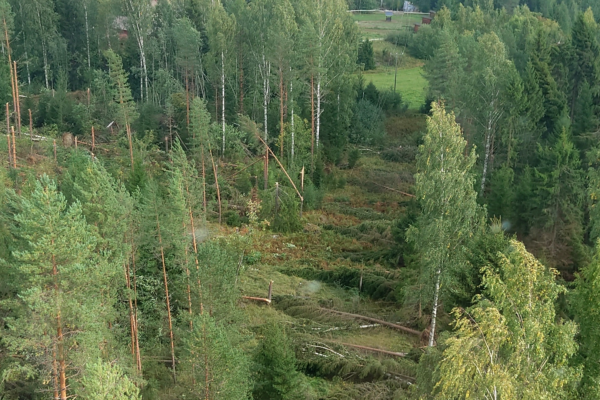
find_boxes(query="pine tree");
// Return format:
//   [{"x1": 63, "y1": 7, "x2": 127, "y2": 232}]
[
  {"x1": 78, "y1": 359, "x2": 140, "y2": 400},
  {"x1": 407, "y1": 103, "x2": 482, "y2": 346},
  {"x1": 105, "y1": 49, "x2": 138, "y2": 171},
  {"x1": 1, "y1": 175, "x2": 112, "y2": 399},
  {"x1": 184, "y1": 314, "x2": 251, "y2": 400}
]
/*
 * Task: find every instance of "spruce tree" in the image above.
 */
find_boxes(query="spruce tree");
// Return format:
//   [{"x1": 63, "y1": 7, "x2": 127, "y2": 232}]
[
  {"x1": 534, "y1": 129, "x2": 585, "y2": 269},
  {"x1": 408, "y1": 103, "x2": 482, "y2": 346},
  {"x1": 574, "y1": 242, "x2": 600, "y2": 399},
  {"x1": 357, "y1": 38, "x2": 375, "y2": 71},
  {"x1": 570, "y1": 8, "x2": 600, "y2": 122},
  {"x1": 253, "y1": 322, "x2": 303, "y2": 400}
]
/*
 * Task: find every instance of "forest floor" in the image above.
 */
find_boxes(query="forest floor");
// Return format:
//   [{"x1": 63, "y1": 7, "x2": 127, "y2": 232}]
[{"x1": 235, "y1": 112, "x2": 427, "y2": 396}]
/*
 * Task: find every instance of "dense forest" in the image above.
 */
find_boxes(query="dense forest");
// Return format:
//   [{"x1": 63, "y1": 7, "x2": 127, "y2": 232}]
[{"x1": 2, "y1": 0, "x2": 600, "y2": 399}]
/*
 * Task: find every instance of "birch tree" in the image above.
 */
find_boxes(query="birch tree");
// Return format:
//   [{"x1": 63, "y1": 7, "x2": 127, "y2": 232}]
[
  {"x1": 125, "y1": 0, "x2": 154, "y2": 102},
  {"x1": 408, "y1": 103, "x2": 482, "y2": 347},
  {"x1": 464, "y1": 32, "x2": 516, "y2": 194},
  {"x1": 206, "y1": 2, "x2": 235, "y2": 155},
  {"x1": 434, "y1": 241, "x2": 580, "y2": 399}
]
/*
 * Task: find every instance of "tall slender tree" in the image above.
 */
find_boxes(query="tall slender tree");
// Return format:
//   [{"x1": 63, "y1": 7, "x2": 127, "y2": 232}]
[{"x1": 408, "y1": 103, "x2": 482, "y2": 347}]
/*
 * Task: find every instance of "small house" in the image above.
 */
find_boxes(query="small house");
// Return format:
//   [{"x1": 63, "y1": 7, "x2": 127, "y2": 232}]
[
  {"x1": 414, "y1": 24, "x2": 420, "y2": 32},
  {"x1": 429, "y1": 11, "x2": 436, "y2": 18},
  {"x1": 385, "y1": 11, "x2": 393, "y2": 21},
  {"x1": 422, "y1": 17, "x2": 432, "y2": 24}
]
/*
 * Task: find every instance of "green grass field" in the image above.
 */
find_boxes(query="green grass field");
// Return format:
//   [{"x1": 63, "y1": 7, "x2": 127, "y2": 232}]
[
  {"x1": 361, "y1": 67, "x2": 427, "y2": 109},
  {"x1": 353, "y1": 12, "x2": 424, "y2": 39}
]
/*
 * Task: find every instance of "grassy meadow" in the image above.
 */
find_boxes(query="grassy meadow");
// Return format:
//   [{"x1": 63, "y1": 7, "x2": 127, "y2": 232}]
[{"x1": 353, "y1": 12, "x2": 428, "y2": 110}]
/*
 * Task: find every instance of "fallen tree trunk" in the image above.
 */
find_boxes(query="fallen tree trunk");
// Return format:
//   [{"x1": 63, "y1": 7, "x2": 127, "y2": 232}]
[
  {"x1": 334, "y1": 342, "x2": 407, "y2": 358},
  {"x1": 242, "y1": 296, "x2": 271, "y2": 304},
  {"x1": 321, "y1": 308, "x2": 421, "y2": 336}
]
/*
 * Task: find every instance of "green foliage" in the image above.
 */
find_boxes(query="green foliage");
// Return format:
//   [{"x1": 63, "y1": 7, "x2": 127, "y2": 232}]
[
  {"x1": 1, "y1": 175, "x2": 117, "y2": 397},
  {"x1": 358, "y1": 39, "x2": 376, "y2": 71},
  {"x1": 78, "y1": 360, "x2": 140, "y2": 399},
  {"x1": 183, "y1": 314, "x2": 251, "y2": 400},
  {"x1": 431, "y1": 240, "x2": 580, "y2": 400},
  {"x1": 349, "y1": 99, "x2": 385, "y2": 145},
  {"x1": 408, "y1": 103, "x2": 483, "y2": 343},
  {"x1": 348, "y1": 148, "x2": 361, "y2": 168},
  {"x1": 253, "y1": 322, "x2": 303, "y2": 400},
  {"x1": 260, "y1": 185, "x2": 302, "y2": 233},
  {"x1": 574, "y1": 242, "x2": 600, "y2": 398}
]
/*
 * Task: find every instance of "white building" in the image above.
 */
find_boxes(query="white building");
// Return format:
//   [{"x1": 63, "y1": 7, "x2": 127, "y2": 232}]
[{"x1": 403, "y1": 1, "x2": 418, "y2": 12}]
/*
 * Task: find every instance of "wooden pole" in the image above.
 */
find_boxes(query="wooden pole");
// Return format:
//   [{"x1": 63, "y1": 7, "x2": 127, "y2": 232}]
[
  {"x1": 13, "y1": 61, "x2": 21, "y2": 136},
  {"x1": 53, "y1": 139, "x2": 57, "y2": 162},
  {"x1": 75, "y1": 136, "x2": 78, "y2": 149},
  {"x1": 91, "y1": 126, "x2": 95, "y2": 152},
  {"x1": 268, "y1": 280, "x2": 273, "y2": 303}
]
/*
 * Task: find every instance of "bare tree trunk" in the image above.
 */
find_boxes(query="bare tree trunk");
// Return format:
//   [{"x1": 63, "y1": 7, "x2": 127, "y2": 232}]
[
  {"x1": 263, "y1": 57, "x2": 270, "y2": 141},
  {"x1": 222, "y1": 52, "x2": 226, "y2": 156},
  {"x1": 52, "y1": 249, "x2": 68, "y2": 400},
  {"x1": 3, "y1": 18, "x2": 16, "y2": 126},
  {"x1": 480, "y1": 116, "x2": 493, "y2": 193},
  {"x1": 127, "y1": 123, "x2": 134, "y2": 172},
  {"x1": 156, "y1": 213, "x2": 176, "y2": 382},
  {"x1": 429, "y1": 268, "x2": 441, "y2": 347},
  {"x1": 125, "y1": 261, "x2": 137, "y2": 364},
  {"x1": 201, "y1": 146, "x2": 207, "y2": 218},
  {"x1": 13, "y1": 62, "x2": 21, "y2": 136},
  {"x1": 186, "y1": 72, "x2": 190, "y2": 131},
  {"x1": 279, "y1": 66, "x2": 284, "y2": 159},
  {"x1": 84, "y1": 3, "x2": 91, "y2": 71},
  {"x1": 52, "y1": 343, "x2": 59, "y2": 400},
  {"x1": 290, "y1": 78, "x2": 294, "y2": 163},
  {"x1": 131, "y1": 242, "x2": 142, "y2": 372},
  {"x1": 316, "y1": 75, "x2": 321, "y2": 149},
  {"x1": 311, "y1": 73, "x2": 315, "y2": 168},
  {"x1": 239, "y1": 49, "x2": 244, "y2": 114}
]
